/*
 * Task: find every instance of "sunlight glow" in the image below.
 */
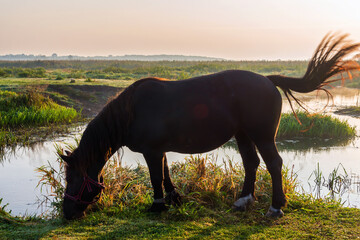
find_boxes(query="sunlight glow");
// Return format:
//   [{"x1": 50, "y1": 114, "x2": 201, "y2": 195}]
[{"x1": 1, "y1": 0, "x2": 360, "y2": 60}]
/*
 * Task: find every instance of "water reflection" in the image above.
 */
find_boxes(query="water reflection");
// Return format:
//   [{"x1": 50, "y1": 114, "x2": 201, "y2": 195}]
[
  {"x1": 224, "y1": 137, "x2": 356, "y2": 154},
  {"x1": 307, "y1": 163, "x2": 360, "y2": 207},
  {"x1": 276, "y1": 137, "x2": 356, "y2": 153}
]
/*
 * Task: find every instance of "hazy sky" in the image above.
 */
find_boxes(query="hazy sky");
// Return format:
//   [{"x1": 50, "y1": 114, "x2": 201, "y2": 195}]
[{"x1": 1, "y1": 0, "x2": 360, "y2": 60}]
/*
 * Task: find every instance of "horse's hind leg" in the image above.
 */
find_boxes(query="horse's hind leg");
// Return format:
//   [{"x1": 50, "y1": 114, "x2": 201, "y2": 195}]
[
  {"x1": 143, "y1": 152, "x2": 168, "y2": 212},
  {"x1": 255, "y1": 140, "x2": 286, "y2": 217},
  {"x1": 163, "y1": 154, "x2": 182, "y2": 206},
  {"x1": 233, "y1": 131, "x2": 260, "y2": 211}
]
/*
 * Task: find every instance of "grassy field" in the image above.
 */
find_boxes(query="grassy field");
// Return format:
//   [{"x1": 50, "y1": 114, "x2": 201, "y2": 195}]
[
  {"x1": 1, "y1": 199, "x2": 359, "y2": 239},
  {"x1": 1, "y1": 154, "x2": 359, "y2": 239},
  {"x1": 0, "y1": 60, "x2": 309, "y2": 81},
  {"x1": 0, "y1": 60, "x2": 359, "y2": 87}
]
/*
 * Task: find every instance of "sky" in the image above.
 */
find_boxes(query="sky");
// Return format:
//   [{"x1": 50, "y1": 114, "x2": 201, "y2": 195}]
[{"x1": 1, "y1": 0, "x2": 360, "y2": 60}]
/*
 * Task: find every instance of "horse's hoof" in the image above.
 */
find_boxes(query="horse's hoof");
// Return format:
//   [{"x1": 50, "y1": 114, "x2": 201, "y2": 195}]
[
  {"x1": 265, "y1": 206, "x2": 284, "y2": 218},
  {"x1": 232, "y1": 204, "x2": 247, "y2": 212},
  {"x1": 232, "y1": 194, "x2": 255, "y2": 212},
  {"x1": 165, "y1": 190, "x2": 182, "y2": 206},
  {"x1": 148, "y1": 202, "x2": 168, "y2": 213}
]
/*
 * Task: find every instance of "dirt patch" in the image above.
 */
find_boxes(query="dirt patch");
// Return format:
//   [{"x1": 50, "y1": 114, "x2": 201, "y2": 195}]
[{"x1": 47, "y1": 85, "x2": 123, "y2": 117}]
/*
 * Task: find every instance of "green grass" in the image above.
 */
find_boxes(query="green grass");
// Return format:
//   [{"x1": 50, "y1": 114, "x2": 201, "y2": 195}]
[
  {"x1": 277, "y1": 111, "x2": 356, "y2": 139},
  {"x1": 1, "y1": 60, "x2": 360, "y2": 88},
  {"x1": 0, "y1": 151, "x2": 359, "y2": 239},
  {"x1": 0, "y1": 60, "x2": 309, "y2": 81},
  {"x1": 0, "y1": 90, "x2": 81, "y2": 150},
  {"x1": 0, "y1": 90, "x2": 79, "y2": 128},
  {"x1": 1, "y1": 201, "x2": 359, "y2": 239}
]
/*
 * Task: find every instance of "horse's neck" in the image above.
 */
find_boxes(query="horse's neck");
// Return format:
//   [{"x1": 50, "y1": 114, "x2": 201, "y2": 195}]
[
  {"x1": 87, "y1": 156, "x2": 106, "y2": 179},
  {"x1": 78, "y1": 111, "x2": 123, "y2": 178},
  {"x1": 77, "y1": 91, "x2": 131, "y2": 179}
]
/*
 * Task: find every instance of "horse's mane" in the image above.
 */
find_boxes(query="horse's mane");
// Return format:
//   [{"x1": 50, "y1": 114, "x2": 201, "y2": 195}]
[{"x1": 71, "y1": 78, "x2": 158, "y2": 173}]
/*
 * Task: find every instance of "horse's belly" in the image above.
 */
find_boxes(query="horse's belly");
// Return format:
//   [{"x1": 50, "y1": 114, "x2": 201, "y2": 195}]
[
  {"x1": 163, "y1": 119, "x2": 236, "y2": 153},
  {"x1": 127, "y1": 115, "x2": 237, "y2": 154},
  {"x1": 165, "y1": 133, "x2": 233, "y2": 154}
]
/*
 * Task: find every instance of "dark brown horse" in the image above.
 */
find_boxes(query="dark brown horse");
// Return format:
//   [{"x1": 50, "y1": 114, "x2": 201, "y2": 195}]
[{"x1": 60, "y1": 33, "x2": 360, "y2": 220}]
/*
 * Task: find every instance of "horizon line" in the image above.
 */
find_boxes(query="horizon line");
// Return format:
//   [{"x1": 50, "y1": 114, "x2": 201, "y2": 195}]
[{"x1": 0, "y1": 53, "x2": 311, "y2": 62}]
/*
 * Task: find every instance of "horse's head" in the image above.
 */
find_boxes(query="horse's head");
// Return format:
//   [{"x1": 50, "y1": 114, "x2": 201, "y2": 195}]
[{"x1": 60, "y1": 150, "x2": 104, "y2": 220}]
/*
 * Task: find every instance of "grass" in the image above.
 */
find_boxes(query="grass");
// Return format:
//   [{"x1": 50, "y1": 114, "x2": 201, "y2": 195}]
[
  {"x1": 2, "y1": 201, "x2": 359, "y2": 239},
  {"x1": 0, "y1": 148, "x2": 359, "y2": 239},
  {"x1": 35, "y1": 142, "x2": 299, "y2": 219},
  {"x1": 0, "y1": 60, "x2": 309, "y2": 81},
  {"x1": 277, "y1": 111, "x2": 356, "y2": 139},
  {"x1": 1, "y1": 60, "x2": 360, "y2": 89},
  {"x1": 0, "y1": 90, "x2": 80, "y2": 150},
  {"x1": 0, "y1": 90, "x2": 79, "y2": 128}
]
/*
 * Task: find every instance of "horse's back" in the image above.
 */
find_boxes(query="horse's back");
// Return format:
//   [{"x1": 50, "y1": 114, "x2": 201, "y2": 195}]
[{"x1": 126, "y1": 70, "x2": 282, "y2": 154}]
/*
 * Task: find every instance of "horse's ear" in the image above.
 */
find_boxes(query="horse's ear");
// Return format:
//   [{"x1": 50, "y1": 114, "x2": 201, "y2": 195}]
[{"x1": 60, "y1": 154, "x2": 73, "y2": 164}]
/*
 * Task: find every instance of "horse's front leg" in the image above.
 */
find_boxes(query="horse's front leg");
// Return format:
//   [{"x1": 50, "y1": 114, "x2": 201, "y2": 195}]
[
  {"x1": 163, "y1": 154, "x2": 182, "y2": 206},
  {"x1": 144, "y1": 152, "x2": 168, "y2": 212}
]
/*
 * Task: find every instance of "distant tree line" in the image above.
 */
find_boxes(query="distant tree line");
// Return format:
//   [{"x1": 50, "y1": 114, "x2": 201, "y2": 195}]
[{"x1": 0, "y1": 60, "x2": 308, "y2": 79}]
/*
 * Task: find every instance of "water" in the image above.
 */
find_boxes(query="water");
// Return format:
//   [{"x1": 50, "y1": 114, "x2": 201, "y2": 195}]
[
  {"x1": 1, "y1": 88, "x2": 360, "y2": 216},
  {"x1": 0, "y1": 142, "x2": 62, "y2": 216}
]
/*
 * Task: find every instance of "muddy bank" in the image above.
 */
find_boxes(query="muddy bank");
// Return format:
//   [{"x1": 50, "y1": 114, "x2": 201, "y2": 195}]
[{"x1": 47, "y1": 84, "x2": 122, "y2": 117}]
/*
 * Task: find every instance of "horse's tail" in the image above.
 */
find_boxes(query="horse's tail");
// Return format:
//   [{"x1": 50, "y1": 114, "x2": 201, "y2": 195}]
[{"x1": 267, "y1": 33, "x2": 360, "y2": 116}]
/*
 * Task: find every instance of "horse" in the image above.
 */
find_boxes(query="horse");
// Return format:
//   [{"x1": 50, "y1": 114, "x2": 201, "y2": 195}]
[{"x1": 60, "y1": 33, "x2": 360, "y2": 220}]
